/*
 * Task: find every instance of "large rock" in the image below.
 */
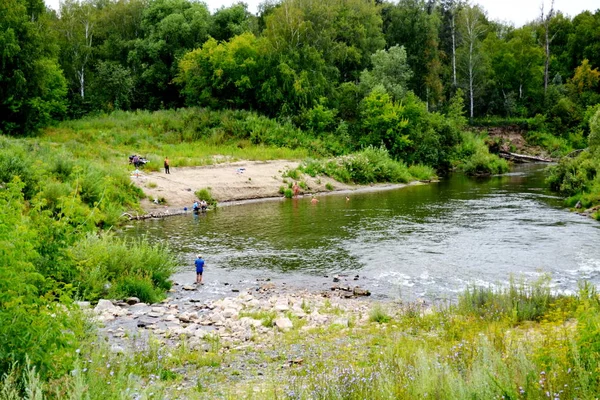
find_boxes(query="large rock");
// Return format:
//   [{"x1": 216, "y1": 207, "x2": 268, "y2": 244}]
[
  {"x1": 222, "y1": 308, "x2": 239, "y2": 319},
  {"x1": 94, "y1": 299, "x2": 117, "y2": 313},
  {"x1": 274, "y1": 303, "x2": 290, "y2": 312},
  {"x1": 274, "y1": 317, "x2": 293, "y2": 331}
]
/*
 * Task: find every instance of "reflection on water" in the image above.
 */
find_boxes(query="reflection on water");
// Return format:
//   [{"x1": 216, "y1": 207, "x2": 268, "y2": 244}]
[{"x1": 120, "y1": 164, "x2": 600, "y2": 301}]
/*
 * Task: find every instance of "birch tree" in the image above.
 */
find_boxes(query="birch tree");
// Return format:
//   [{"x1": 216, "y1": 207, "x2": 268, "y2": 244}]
[
  {"x1": 457, "y1": 4, "x2": 487, "y2": 119},
  {"x1": 58, "y1": 0, "x2": 97, "y2": 101},
  {"x1": 540, "y1": 0, "x2": 556, "y2": 95}
]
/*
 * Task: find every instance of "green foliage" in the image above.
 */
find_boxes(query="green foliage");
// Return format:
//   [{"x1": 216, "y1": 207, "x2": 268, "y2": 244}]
[
  {"x1": 68, "y1": 235, "x2": 176, "y2": 302},
  {"x1": 369, "y1": 305, "x2": 391, "y2": 323},
  {"x1": 0, "y1": 0, "x2": 67, "y2": 135},
  {"x1": 359, "y1": 45, "x2": 413, "y2": 101},
  {"x1": 325, "y1": 183, "x2": 334, "y2": 190},
  {"x1": 0, "y1": 179, "x2": 84, "y2": 384},
  {"x1": 589, "y1": 107, "x2": 600, "y2": 151},
  {"x1": 195, "y1": 187, "x2": 216, "y2": 206},
  {"x1": 546, "y1": 150, "x2": 598, "y2": 195},
  {"x1": 358, "y1": 86, "x2": 410, "y2": 156},
  {"x1": 452, "y1": 132, "x2": 509, "y2": 176},
  {"x1": 301, "y1": 146, "x2": 417, "y2": 184}
]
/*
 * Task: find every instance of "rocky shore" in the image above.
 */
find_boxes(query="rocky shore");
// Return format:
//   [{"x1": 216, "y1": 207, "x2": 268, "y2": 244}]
[{"x1": 84, "y1": 278, "x2": 377, "y2": 355}]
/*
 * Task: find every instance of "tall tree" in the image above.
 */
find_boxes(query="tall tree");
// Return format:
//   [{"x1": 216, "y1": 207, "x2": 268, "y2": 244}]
[
  {"x1": 382, "y1": 0, "x2": 443, "y2": 105},
  {"x1": 129, "y1": 0, "x2": 211, "y2": 109},
  {"x1": 457, "y1": 4, "x2": 487, "y2": 119},
  {"x1": 359, "y1": 45, "x2": 413, "y2": 102},
  {"x1": 57, "y1": 0, "x2": 98, "y2": 102},
  {"x1": 540, "y1": 0, "x2": 555, "y2": 95},
  {"x1": 439, "y1": 0, "x2": 463, "y2": 88},
  {"x1": 0, "y1": 0, "x2": 67, "y2": 134}
]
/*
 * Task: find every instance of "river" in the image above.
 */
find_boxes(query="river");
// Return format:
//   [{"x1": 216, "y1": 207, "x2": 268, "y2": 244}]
[{"x1": 120, "y1": 163, "x2": 600, "y2": 302}]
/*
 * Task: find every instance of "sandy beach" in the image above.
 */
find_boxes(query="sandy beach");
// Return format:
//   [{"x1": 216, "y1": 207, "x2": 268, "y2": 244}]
[{"x1": 130, "y1": 160, "x2": 420, "y2": 213}]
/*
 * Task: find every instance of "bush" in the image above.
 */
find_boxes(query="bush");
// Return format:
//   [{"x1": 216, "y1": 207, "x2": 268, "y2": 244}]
[
  {"x1": 453, "y1": 132, "x2": 509, "y2": 176},
  {"x1": 114, "y1": 276, "x2": 161, "y2": 304},
  {"x1": 194, "y1": 187, "x2": 216, "y2": 206},
  {"x1": 69, "y1": 235, "x2": 176, "y2": 302},
  {"x1": 369, "y1": 305, "x2": 391, "y2": 323}
]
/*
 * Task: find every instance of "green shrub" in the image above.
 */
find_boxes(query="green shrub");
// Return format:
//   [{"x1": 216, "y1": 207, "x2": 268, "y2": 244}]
[
  {"x1": 69, "y1": 235, "x2": 176, "y2": 302},
  {"x1": 283, "y1": 188, "x2": 293, "y2": 198},
  {"x1": 408, "y1": 164, "x2": 437, "y2": 180},
  {"x1": 325, "y1": 183, "x2": 333, "y2": 190},
  {"x1": 114, "y1": 275, "x2": 161, "y2": 304},
  {"x1": 369, "y1": 305, "x2": 391, "y2": 323},
  {"x1": 194, "y1": 187, "x2": 216, "y2": 206},
  {"x1": 454, "y1": 133, "x2": 509, "y2": 176}
]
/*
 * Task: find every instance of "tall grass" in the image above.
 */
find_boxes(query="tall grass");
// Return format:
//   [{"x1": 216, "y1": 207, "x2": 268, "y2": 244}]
[{"x1": 300, "y1": 146, "x2": 437, "y2": 185}]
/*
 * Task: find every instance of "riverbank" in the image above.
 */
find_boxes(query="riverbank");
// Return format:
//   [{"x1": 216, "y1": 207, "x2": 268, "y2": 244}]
[
  {"x1": 71, "y1": 277, "x2": 598, "y2": 400},
  {"x1": 130, "y1": 159, "x2": 427, "y2": 214}
]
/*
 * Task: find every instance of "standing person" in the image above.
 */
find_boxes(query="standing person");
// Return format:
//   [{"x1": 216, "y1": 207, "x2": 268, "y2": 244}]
[
  {"x1": 164, "y1": 157, "x2": 170, "y2": 174},
  {"x1": 292, "y1": 182, "x2": 300, "y2": 198},
  {"x1": 132, "y1": 155, "x2": 140, "y2": 169},
  {"x1": 195, "y1": 254, "x2": 205, "y2": 284}
]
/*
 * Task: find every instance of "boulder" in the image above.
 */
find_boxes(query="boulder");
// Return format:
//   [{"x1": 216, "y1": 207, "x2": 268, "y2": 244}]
[
  {"x1": 126, "y1": 297, "x2": 140, "y2": 305},
  {"x1": 222, "y1": 308, "x2": 239, "y2": 319},
  {"x1": 353, "y1": 287, "x2": 371, "y2": 296},
  {"x1": 274, "y1": 303, "x2": 290, "y2": 312},
  {"x1": 274, "y1": 317, "x2": 293, "y2": 331},
  {"x1": 94, "y1": 299, "x2": 116, "y2": 313}
]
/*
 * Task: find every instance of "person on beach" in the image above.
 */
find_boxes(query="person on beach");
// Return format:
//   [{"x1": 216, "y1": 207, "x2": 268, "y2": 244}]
[
  {"x1": 200, "y1": 199, "x2": 208, "y2": 211},
  {"x1": 164, "y1": 157, "x2": 170, "y2": 174},
  {"x1": 195, "y1": 254, "x2": 205, "y2": 284},
  {"x1": 293, "y1": 182, "x2": 300, "y2": 198}
]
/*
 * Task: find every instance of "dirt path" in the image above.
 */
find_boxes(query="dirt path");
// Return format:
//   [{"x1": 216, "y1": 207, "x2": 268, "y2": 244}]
[{"x1": 130, "y1": 160, "x2": 356, "y2": 212}]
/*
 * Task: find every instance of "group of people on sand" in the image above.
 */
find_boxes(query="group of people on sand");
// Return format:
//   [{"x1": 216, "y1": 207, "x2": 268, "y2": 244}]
[{"x1": 128, "y1": 154, "x2": 170, "y2": 174}]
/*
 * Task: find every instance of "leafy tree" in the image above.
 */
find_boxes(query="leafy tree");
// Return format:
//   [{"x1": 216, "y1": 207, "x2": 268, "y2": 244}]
[
  {"x1": 177, "y1": 33, "x2": 263, "y2": 109},
  {"x1": 358, "y1": 85, "x2": 410, "y2": 157},
  {"x1": 129, "y1": 0, "x2": 211, "y2": 109},
  {"x1": 382, "y1": 0, "x2": 443, "y2": 106},
  {"x1": 588, "y1": 106, "x2": 600, "y2": 151},
  {"x1": 56, "y1": 0, "x2": 98, "y2": 105},
  {"x1": 210, "y1": 3, "x2": 256, "y2": 42},
  {"x1": 483, "y1": 26, "x2": 544, "y2": 116},
  {"x1": 359, "y1": 45, "x2": 413, "y2": 102},
  {"x1": 567, "y1": 59, "x2": 600, "y2": 107},
  {"x1": 0, "y1": 0, "x2": 67, "y2": 135},
  {"x1": 90, "y1": 61, "x2": 135, "y2": 111}
]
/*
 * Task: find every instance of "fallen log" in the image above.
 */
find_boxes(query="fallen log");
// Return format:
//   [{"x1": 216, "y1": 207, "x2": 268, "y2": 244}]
[{"x1": 498, "y1": 151, "x2": 553, "y2": 163}]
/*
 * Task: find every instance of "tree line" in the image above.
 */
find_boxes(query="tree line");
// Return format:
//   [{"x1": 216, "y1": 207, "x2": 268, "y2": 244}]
[{"x1": 2, "y1": 0, "x2": 600, "y2": 152}]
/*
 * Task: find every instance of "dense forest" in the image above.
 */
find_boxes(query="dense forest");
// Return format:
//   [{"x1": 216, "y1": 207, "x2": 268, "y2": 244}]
[
  {"x1": 2, "y1": 0, "x2": 600, "y2": 396},
  {"x1": 2, "y1": 0, "x2": 600, "y2": 152}
]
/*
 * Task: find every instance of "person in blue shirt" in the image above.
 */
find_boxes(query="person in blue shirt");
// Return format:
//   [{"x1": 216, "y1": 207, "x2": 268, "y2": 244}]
[
  {"x1": 195, "y1": 254, "x2": 205, "y2": 284},
  {"x1": 192, "y1": 201, "x2": 199, "y2": 213}
]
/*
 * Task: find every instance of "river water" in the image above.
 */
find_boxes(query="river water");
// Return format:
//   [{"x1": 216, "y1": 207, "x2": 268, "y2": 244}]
[{"x1": 121, "y1": 164, "x2": 600, "y2": 302}]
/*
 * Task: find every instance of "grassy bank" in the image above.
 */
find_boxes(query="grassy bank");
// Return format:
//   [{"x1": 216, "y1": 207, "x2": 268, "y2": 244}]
[
  {"x1": 4, "y1": 279, "x2": 600, "y2": 399},
  {"x1": 546, "y1": 107, "x2": 600, "y2": 218},
  {"x1": 0, "y1": 107, "x2": 518, "y2": 393}
]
